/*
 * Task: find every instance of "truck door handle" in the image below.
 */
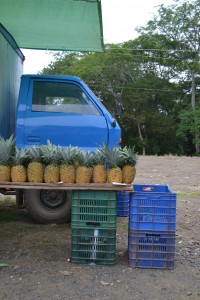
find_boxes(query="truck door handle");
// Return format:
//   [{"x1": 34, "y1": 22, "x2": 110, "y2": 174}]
[{"x1": 26, "y1": 136, "x2": 41, "y2": 143}]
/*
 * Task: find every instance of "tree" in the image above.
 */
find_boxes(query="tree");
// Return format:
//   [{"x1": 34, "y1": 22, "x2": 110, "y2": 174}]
[
  {"x1": 138, "y1": 0, "x2": 200, "y2": 153},
  {"x1": 39, "y1": 52, "x2": 84, "y2": 75},
  {"x1": 177, "y1": 107, "x2": 200, "y2": 152}
]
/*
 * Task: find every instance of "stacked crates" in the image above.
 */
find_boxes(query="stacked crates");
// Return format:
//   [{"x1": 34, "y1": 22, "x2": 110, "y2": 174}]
[
  {"x1": 129, "y1": 184, "x2": 176, "y2": 269},
  {"x1": 117, "y1": 192, "x2": 130, "y2": 217},
  {"x1": 71, "y1": 190, "x2": 117, "y2": 265}
]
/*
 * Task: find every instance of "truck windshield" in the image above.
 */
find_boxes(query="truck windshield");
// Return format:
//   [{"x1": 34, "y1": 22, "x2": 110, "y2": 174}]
[{"x1": 32, "y1": 81, "x2": 101, "y2": 115}]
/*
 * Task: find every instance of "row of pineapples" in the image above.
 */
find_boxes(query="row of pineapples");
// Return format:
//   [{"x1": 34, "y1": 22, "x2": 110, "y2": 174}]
[{"x1": 0, "y1": 136, "x2": 137, "y2": 184}]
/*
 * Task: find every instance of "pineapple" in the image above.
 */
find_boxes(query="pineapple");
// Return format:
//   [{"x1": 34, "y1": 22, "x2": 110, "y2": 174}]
[
  {"x1": 59, "y1": 146, "x2": 77, "y2": 183},
  {"x1": 11, "y1": 147, "x2": 27, "y2": 182},
  {"x1": 41, "y1": 141, "x2": 60, "y2": 183},
  {"x1": 99, "y1": 145, "x2": 122, "y2": 183},
  {"x1": 92, "y1": 149, "x2": 107, "y2": 184},
  {"x1": 0, "y1": 135, "x2": 15, "y2": 182},
  {"x1": 27, "y1": 146, "x2": 44, "y2": 183},
  {"x1": 120, "y1": 146, "x2": 137, "y2": 184},
  {"x1": 75, "y1": 150, "x2": 93, "y2": 184}
]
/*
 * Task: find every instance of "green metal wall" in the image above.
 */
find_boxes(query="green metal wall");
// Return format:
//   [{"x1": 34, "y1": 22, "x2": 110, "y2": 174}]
[{"x1": 0, "y1": 25, "x2": 24, "y2": 139}]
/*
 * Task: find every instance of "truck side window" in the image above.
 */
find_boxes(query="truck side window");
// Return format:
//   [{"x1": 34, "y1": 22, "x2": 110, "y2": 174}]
[{"x1": 32, "y1": 81, "x2": 100, "y2": 115}]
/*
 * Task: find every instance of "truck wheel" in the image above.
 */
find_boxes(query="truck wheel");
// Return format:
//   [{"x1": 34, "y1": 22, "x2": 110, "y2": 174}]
[{"x1": 24, "y1": 189, "x2": 71, "y2": 224}]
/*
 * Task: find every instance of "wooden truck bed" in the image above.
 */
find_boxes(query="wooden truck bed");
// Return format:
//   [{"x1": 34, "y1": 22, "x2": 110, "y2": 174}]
[{"x1": 0, "y1": 181, "x2": 133, "y2": 191}]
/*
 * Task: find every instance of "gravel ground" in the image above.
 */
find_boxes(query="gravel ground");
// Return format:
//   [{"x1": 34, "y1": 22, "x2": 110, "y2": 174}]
[{"x1": 0, "y1": 155, "x2": 200, "y2": 300}]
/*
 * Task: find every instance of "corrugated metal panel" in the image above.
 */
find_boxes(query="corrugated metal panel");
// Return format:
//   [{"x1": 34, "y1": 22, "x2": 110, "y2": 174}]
[{"x1": 0, "y1": 27, "x2": 24, "y2": 139}]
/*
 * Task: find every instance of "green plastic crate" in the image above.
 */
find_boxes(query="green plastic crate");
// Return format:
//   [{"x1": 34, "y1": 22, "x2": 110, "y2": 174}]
[
  {"x1": 71, "y1": 227, "x2": 116, "y2": 265},
  {"x1": 71, "y1": 191, "x2": 117, "y2": 228}
]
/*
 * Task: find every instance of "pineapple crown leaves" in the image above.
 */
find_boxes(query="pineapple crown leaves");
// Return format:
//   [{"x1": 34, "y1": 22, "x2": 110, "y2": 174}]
[
  {"x1": 119, "y1": 146, "x2": 138, "y2": 166},
  {"x1": 26, "y1": 146, "x2": 43, "y2": 163},
  {"x1": 92, "y1": 149, "x2": 106, "y2": 166},
  {"x1": 0, "y1": 134, "x2": 15, "y2": 165},
  {"x1": 98, "y1": 144, "x2": 121, "y2": 168},
  {"x1": 76, "y1": 150, "x2": 94, "y2": 168},
  {"x1": 59, "y1": 146, "x2": 79, "y2": 165},
  {"x1": 40, "y1": 140, "x2": 60, "y2": 165},
  {"x1": 11, "y1": 147, "x2": 28, "y2": 166}
]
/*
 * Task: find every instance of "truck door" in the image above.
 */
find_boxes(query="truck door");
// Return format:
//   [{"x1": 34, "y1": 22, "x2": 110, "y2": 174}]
[{"x1": 24, "y1": 79, "x2": 108, "y2": 151}]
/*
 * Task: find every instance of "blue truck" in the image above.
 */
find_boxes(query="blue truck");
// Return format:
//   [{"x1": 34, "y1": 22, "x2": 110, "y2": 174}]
[{"x1": 0, "y1": 24, "x2": 121, "y2": 223}]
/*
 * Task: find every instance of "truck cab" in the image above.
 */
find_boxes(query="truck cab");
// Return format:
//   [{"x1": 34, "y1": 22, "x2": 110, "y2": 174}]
[
  {"x1": 15, "y1": 74, "x2": 121, "y2": 224},
  {"x1": 16, "y1": 75, "x2": 121, "y2": 151}
]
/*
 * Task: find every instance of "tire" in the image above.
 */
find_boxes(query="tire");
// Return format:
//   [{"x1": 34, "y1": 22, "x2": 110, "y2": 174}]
[{"x1": 24, "y1": 189, "x2": 71, "y2": 224}]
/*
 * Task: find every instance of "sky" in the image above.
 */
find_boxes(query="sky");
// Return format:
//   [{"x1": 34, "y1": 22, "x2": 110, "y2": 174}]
[{"x1": 22, "y1": 0, "x2": 175, "y2": 74}]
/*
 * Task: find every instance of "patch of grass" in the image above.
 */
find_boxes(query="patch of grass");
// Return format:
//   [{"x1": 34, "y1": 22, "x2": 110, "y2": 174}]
[
  {"x1": 176, "y1": 242, "x2": 186, "y2": 249},
  {"x1": 0, "y1": 197, "x2": 16, "y2": 208},
  {"x1": 177, "y1": 192, "x2": 200, "y2": 198},
  {"x1": 0, "y1": 263, "x2": 11, "y2": 269},
  {"x1": 0, "y1": 213, "x2": 17, "y2": 223},
  {"x1": 0, "y1": 205, "x2": 31, "y2": 223}
]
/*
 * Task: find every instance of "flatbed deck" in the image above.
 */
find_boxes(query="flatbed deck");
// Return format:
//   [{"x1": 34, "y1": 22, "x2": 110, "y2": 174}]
[{"x1": 0, "y1": 181, "x2": 133, "y2": 191}]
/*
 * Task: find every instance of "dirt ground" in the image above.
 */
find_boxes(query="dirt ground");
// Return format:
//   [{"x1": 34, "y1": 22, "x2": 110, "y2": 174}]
[{"x1": 0, "y1": 155, "x2": 200, "y2": 300}]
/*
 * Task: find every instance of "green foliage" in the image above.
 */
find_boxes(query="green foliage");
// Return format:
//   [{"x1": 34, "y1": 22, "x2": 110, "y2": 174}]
[
  {"x1": 177, "y1": 107, "x2": 200, "y2": 144},
  {"x1": 138, "y1": 0, "x2": 200, "y2": 153},
  {"x1": 39, "y1": 52, "x2": 83, "y2": 75}
]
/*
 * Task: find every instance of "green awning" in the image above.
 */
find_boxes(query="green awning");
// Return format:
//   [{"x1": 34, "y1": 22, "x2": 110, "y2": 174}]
[{"x1": 0, "y1": 0, "x2": 104, "y2": 52}]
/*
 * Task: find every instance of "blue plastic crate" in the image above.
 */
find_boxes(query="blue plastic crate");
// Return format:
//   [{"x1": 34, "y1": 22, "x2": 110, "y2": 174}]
[
  {"x1": 133, "y1": 184, "x2": 174, "y2": 193},
  {"x1": 117, "y1": 208, "x2": 129, "y2": 217},
  {"x1": 117, "y1": 192, "x2": 130, "y2": 217},
  {"x1": 128, "y1": 230, "x2": 175, "y2": 269},
  {"x1": 130, "y1": 184, "x2": 176, "y2": 231}
]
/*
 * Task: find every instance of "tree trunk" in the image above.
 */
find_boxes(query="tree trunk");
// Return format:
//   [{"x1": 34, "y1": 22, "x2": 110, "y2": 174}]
[
  {"x1": 195, "y1": 134, "x2": 200, "y2": 154},
  {"x1": 191, "y1": 72, "x2": 200, "y2": 154},
  {"x1": 137, "y1": 123, "x2": 146, "y2": 155},
  {"x1": 191, "y1": 72, "x2": 195, "y2": 109}
]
